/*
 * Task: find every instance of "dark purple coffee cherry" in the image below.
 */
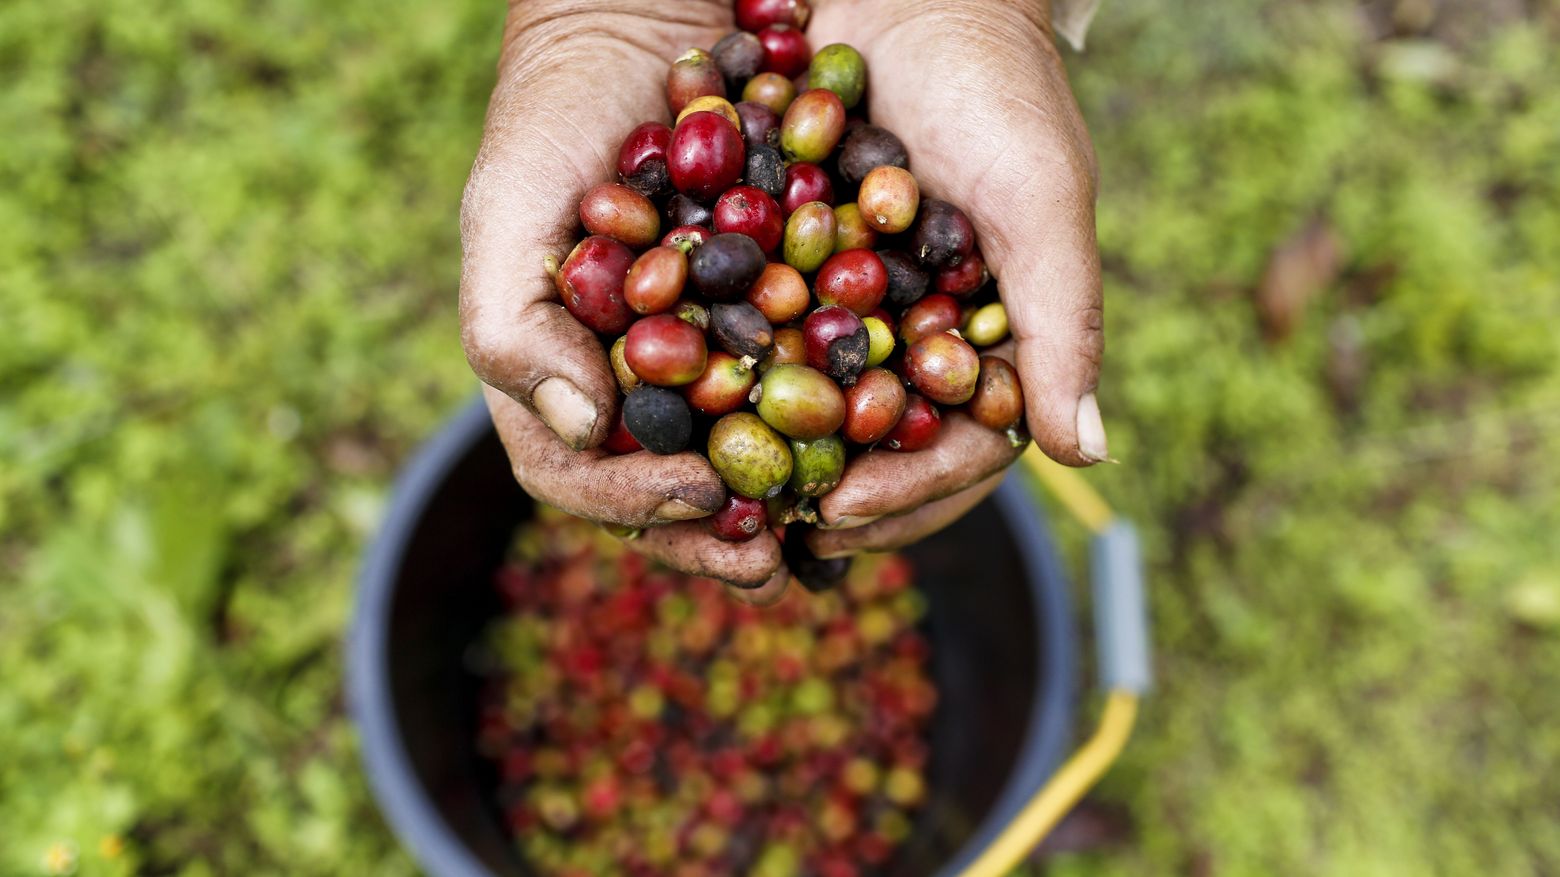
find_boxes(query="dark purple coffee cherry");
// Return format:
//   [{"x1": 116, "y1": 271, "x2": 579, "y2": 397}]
[
  {"x1": 622, "y1": 386, "x2": 693, "y2": 455},
  {"x1": 689, "y1": 232, "x2": 767, "y2": 301},
  {"x1": 837, "y1": 125, "x2": 908, "y2": 187},
  {"x1": 744, "y1": 143, "x2": 787, "y2": 198},
  {"x1": 908, "y1": 199, "x2": 975, "y2": 270},
  {"x1": 879, "y1": 249, "x2": 930, "y2": 307},
  {"x1": 782, "y1": 525, "x2": 851, "y2": 592},
  {"x1": 711, "y1": 301, "x2": 775, "y2": 363}
]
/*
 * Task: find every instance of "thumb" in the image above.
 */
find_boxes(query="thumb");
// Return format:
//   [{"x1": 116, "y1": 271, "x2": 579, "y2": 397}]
[{"x1": 976, "y1": 138, "x2": 1106, "y2": 467}]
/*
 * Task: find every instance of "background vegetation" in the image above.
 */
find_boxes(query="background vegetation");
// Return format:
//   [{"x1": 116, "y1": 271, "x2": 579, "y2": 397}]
[{"x1": 2, "y1": 0, "x2": 1557, "y2": 874}]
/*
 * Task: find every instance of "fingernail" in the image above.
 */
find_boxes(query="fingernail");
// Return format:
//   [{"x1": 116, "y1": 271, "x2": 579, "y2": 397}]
[
  {"x1": 533, "y1": 377, "x2": 597, "y2": 450},
  {"x1": 1076, "y1": 392, "x2": 1108, "y2": 462},
  {"x1": 815, "y1": 547, "x2": 859, "y2": 560},
  {"x1": 653, "y1": 499, "x2": 712, "y2": 522},
  {"x1": 826, "y1": 514, "x2": 881, "y2": 530}
]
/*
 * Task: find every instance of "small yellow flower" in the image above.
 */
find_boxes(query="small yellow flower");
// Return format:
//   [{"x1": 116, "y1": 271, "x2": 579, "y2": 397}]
[
  {"x1": 42, "y1": 841, "x2": 77, "y2": 875},
  {"x1": 99, "y1": 835, "x2": 125, "y2": 860}
]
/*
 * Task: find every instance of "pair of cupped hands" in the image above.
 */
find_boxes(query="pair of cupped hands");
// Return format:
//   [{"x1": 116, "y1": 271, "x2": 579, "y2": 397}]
[{"x1": 461, "y1": 0, "x2": 1105, "y2": 604}]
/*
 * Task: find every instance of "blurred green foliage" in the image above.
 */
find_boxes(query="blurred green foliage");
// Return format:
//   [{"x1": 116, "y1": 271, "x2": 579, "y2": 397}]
[{"x1": 0, "y1": 0, "x2": 1556, "y2": 875}]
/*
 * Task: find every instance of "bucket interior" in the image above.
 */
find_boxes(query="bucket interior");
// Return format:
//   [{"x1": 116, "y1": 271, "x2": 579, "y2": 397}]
[{"x1": 356, "y1": 406, "x2": 1072, "y2": 877}]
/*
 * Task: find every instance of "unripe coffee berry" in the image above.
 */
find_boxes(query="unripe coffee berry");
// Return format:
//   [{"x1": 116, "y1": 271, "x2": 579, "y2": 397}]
[
  {"x1": 741, "y1": 72, "x2": 797, "y2": 115},
  {"x1": 963, "y1": 301, "x2": 1009, "y2": 347},
  {"x1": 862, "y1": 316, "x2": 895, "y2": 366},
  {"x1": 677, "y1": 95, "x2": 742, "y2": 131},
  {"x1": 579, "y1": 182, "x2": 660, "y2": 248},
  {"x1": 807, "y1": 44, "x2": 867, "y2": 109},
  {"x1": 755, "y1": 364, "x2": 846, "y2": 440},
  {"x1": 667, "y1": 49, "x2": 725, "y2": 115},
  {"x1": 780, "y1": 89, "x2": 846, "y2": 164},
  {"x1": 788, "y1": 435, "x2": 847, "y2": 497},
  {"x1": 832, "y1": 203, "x2": 878, "y2": 253},
  {"x1": 783, "y1": 201, "x2": 837, "y2": 273},
  {"x1": 709, "y1": 412, "x2": 794, "y2": 499}
]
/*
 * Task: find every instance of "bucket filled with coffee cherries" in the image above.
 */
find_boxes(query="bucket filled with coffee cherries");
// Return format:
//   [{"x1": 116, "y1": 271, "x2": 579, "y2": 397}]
[{"x1": 550, "y1": 0, "x2": 1026, "y2": 590}]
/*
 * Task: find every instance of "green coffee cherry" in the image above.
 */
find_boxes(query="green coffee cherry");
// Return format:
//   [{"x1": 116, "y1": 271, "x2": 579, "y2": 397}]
[
  {"x1": 708, "y1": 412, "x2": 793, "y2": 499},
  {"x1": 964, "y1": 301, "x2": 1010, "y2": 347},
  {"x1": 783, "y1": 201, "x2": 837, "y2": 273},
  {"x1": 808, "y1": 43, "x2": 867, "y2": 109},
  {"x1": 863, "y1": 316, "x2": 895, "y2": 366},
  {"x1": 788, "y1": 435, "x2": 846, "y2": 497}
]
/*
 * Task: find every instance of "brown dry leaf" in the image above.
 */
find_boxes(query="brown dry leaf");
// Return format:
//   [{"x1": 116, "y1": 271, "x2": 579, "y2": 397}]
[{"x1": 1254, "y1": 218, "x2": 1344, "y2": 344}]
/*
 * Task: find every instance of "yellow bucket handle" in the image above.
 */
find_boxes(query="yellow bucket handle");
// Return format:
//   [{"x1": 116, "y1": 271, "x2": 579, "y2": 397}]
[{"x1": 955, "y1": 447, "x2": 1152, "y2": 877}]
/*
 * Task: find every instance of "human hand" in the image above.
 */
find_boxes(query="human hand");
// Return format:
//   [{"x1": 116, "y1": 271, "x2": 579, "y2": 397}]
[
  {"x1": 461, "y1": 2, "x2": 792, "y2": 599},
  {"x1": 802, "y1": 0, "x2": 1108, "y2": 559}
]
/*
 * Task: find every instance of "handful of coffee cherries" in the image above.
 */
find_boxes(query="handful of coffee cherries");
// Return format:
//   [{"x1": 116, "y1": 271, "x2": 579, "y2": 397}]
[{"x1": 550, "y1": 0, "x2": 1026, "y2": 562}]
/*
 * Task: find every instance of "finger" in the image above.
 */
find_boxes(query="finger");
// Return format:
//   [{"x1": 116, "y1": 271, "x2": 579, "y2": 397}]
[
  {"x1": 725, "y1": 566, "x2": 792, "y2": 607},
  {"x1": 971, "y1": 68, "x2": 1107, "y2": 467},
  {"x1": 816, "y1": 412, "x2": 1027, "y2": 528},
  {"x1": 807, "y1": 472, "x2": 1005, "y2": 559},
  {"x1": 459, "y1": 43, "x2": 669, "y2": 451},
  {"x1": 487, "y1": 387, "x2": 726, "y2": 526},
  {"x1": 624, "y1": 522, "x2": 785, "y2": 590}
]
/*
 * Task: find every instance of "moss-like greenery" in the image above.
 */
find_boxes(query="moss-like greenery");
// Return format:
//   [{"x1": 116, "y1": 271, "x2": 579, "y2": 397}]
[{"x1": 1, "y1": 0, "x2": 1556, "y2": 874}]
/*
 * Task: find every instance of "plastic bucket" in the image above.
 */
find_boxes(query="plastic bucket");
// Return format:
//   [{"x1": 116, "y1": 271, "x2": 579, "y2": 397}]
[{"x1": 349, "y1": 399, "x2": 1077, "y2": 876}]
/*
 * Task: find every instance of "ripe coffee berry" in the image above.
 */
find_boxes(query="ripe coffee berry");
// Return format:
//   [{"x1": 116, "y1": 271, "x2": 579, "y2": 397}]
[
  {"x1": 757, "y1": 24, "x2": 812, "y2": 78},
  {"x1": 685, "y1": 351, "x2": 758, "y2": 417},
  {"x1": 904, "y1": 332, "x2": 980, "y2": 405},
  {"x1": 625, "y1": 314, "x2": 708, "y2": 387},
  {"x1": 735, "y1": 0, "x2": 811, "y2": 32},
  {"x1": 602, "y1": 408, "x2": 643, "y2": 454},
  {"x1": 815, "y1": 249, "x2": 888, "y2": 316},
  {"x1": 662, "y1": 223, "x2": 711, "y2": 254},
  {"x1": 746, "y1": 263, "x2": 810, "y2": 324},
  {"x1": 709, "y1": 493, "x2": 768, "y2": 542},
  {"x1": 556, "y1": 236, "x2": 635, "y2": 334},
  {"x1": 935, "y1": 248, "x2": 988, "y2": 296},
  {"x1": 617, "y1": 121, "x2": 673, "y2": 196},
  {"x1": 760, "y1": 327, "x2": 806, "y2": 372},
  {"x1": 803, "y1": 305, "x2": 870, "y2": 383},
  {"x1": 899, "y1": 293, "x2": 962, "y2": 345},
  {"x1": 882, "y1": 393, "x2": 941, "y2": 452},
  {"x1": 843, "y1": 367, "x2": 907, "y2": 444},
  {"x1": 714, "y1": 185, "x2": 784, "y2": 253},
  {"x1": 669, "y1": 111, "x2": 746, "y2": 200},
  {"x1": 624, "y1": 246, "x2": 687, "y2": 315},
  {"x1": 781, "y1": 162, "x2": 834, "y2": 215},
  {"x1": 967, "y1": 355, "x2": 1025, "y2": 431}
]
